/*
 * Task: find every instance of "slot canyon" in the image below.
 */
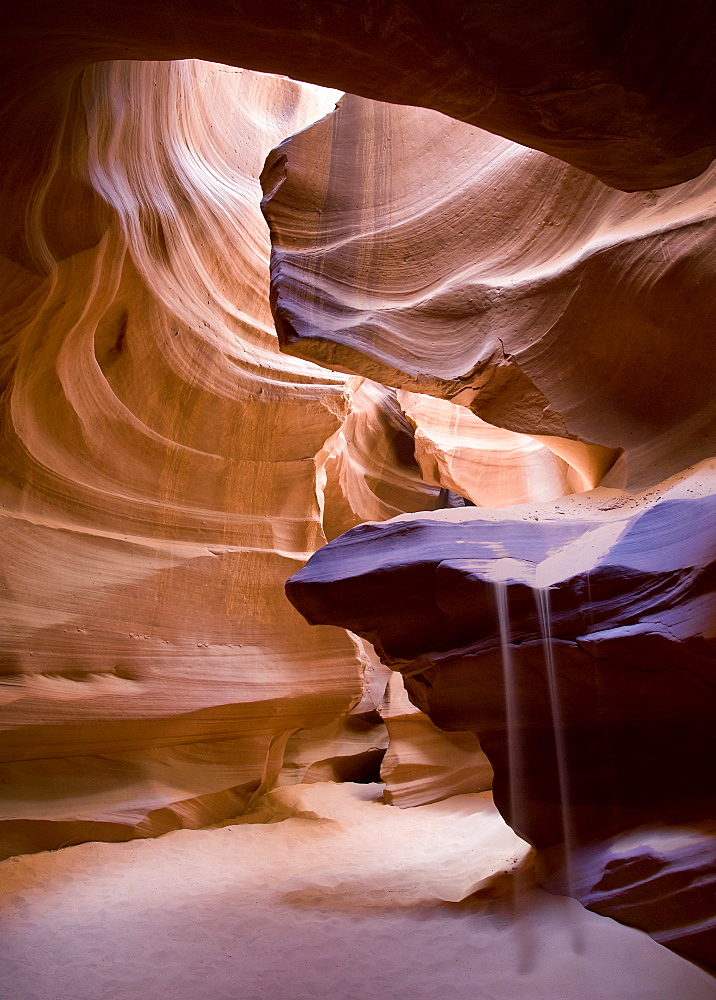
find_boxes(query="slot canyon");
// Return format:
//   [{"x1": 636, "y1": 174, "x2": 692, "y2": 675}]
[{"x1": 1, "y1": 3, "x2": 715, "y2": 998}]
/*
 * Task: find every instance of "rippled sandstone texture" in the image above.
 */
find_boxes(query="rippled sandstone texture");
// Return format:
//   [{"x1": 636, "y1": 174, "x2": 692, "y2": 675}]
[
  {"x1": 5, "y1": 53, "x2": 620, "y2": 856},
  {"x1": 2, "y1": 0, "x2": 715, "y2": 979},
  {"x1": 262, "y1": 94, "x2": 716, "y2": 493},
  {"x1": 0, "y1": 61, "x2": 449, "y2": 859},
  {"x1": 286, "y1": 461, "x2": 716, "y2": 966},
  {"x1": 398, "y1": 392, "x2": 603, "y2": 507},
  {"x1": 269, "y1": 82, "x2": 716, "y2": 972}
]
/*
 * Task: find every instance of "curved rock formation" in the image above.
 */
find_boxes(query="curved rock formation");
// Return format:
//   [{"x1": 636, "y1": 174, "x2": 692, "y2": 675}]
[
  {"x1": 285, "y1": 459, "x2": 716, "y2": 965},
  {"x1": 4, "y1": 0, "x2": 716, "y2": 208},
  {"x1": 3, "y1": 59, "x2": 532, "y2": 859},
  {"x1": 398, "y1": 391, "x2": 601, "y2": 506},
  {"x1": 379, "y1": 672, "x2": 493, "y2": 809},
  {"x1": 262, "y1": 93, "x2": 716, "y2": 491},
  {"x1": 317, "y1": 379, "x2": 442, "y2": 542},
  {"x1": 277, "y1": 712, "x2": 389, "y2": 787},
  {"x1": 0, "y1": 61, "x2": 389, "y2": 859},
  {"x1": 1, "y1": 3, "x2": 715, "y2": 980},
  {"x1": 267, "y1": 72, "x2": 716, "y2": 972}
]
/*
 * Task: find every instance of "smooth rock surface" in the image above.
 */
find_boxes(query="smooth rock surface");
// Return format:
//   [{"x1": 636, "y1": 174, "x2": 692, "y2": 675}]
[
  {"x1": 398, "y1": 391, "x2": 598, "y2": 505},
  {"x1": 4, "y1": 0, "x2": 716, "y2": 222},
  {"x1": 0, "y1": 62, "x2": 438, "y2": 858},
  {"x1": 262, "y1": 93, "x2": 716, "y2": 489},
  {"x1": 379, "y1": 672, "x2": 494, "y2": 808},
  {"x1": 286, "y1": 460, "x2": 716, "y2": 965},
  {"x1": 538, "y1": 822, "x2": 716, "y2": 970},
  {"x1": 2, "y1": 61, "x2": 507, "y2": 858},
  {"x1": 317, "y1": 379, "x2": 442, "y2": 542}
]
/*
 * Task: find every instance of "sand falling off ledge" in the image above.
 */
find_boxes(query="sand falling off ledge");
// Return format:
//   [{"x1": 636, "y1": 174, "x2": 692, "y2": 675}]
[{"x1": 1, "y1": 783, "x2": 714, "y2": 1000}]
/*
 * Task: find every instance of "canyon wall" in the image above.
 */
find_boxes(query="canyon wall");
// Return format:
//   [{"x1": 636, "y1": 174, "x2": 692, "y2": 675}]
[
  {"x1": 262, "y1": 93, "x2": 716, "y2": 493},
  {"x1": 0, "y1": 63, "x2": 391, "y2": 857},
  {"x1": 266, "y1": 90, "x2": 716, "y2": 969},
  {"x1": 0, "y1": 63, "x2": 354, "y2": 856},
  {"x1": 1, "y1": 62, "x2": 511, "y2": 858},
  {"x1": 4, "y1": 1, "x2": 716, "y2": 197},
  {"x1": 1, "y1": 1, "x2": 715, "y2": 973}
]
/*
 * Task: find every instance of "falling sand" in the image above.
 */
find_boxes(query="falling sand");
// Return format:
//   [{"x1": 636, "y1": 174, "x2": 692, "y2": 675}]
[{"x1": 1, "y1": 783, "x2": 714, "y2": 1000}]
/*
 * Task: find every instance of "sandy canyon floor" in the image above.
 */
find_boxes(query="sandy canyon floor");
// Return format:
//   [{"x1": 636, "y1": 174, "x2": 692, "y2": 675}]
[{"x1": 1, "y1": 783, "x2": 714, "y2": 1000}]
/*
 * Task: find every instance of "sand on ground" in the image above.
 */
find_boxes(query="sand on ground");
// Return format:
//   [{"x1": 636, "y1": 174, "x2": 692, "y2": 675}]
[{"x1": 1, "y1": 782, "x2": 714, "y2": 1000}]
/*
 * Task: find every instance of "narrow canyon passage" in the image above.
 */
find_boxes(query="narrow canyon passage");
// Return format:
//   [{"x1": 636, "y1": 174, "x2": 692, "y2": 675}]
[{"x1": 0, "y1": 18, "x2": 715, "y2": 997}]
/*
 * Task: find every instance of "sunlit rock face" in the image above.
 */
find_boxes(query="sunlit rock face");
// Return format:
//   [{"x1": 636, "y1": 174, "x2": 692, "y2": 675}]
[
  {"x1": 262, "y1": 94, "x2": 716, "y2": 492},
  {"x1": 398, "y1": 392, "x2": 602, "y2": 505},
  {"x1": 0, "y1": 61, "x2": 435, "y2": 859},
  {"x1": 4, "y1": 1, "x2": 716, "y2": 200},
  {"x1": 316, "y1": 379, "x2": 442, "y2": 541},
  {"x1": 1, "y1": 57, "x2": 589, "y2": 860},
  {"x1": 269, "y1": 84, "x2": 716, "y2": 968},
  {"x1": 285, "y1": 461, "x2": 716, "y2": 965},
  {"x1": 2, "y1": 5, "x2": 714, "y2": 977}
]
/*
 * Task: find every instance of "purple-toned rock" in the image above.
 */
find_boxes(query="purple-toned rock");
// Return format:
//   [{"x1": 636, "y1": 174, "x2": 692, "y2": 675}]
[{"x1": 286, "y1": 462, "x2": 716, "y2": 966}]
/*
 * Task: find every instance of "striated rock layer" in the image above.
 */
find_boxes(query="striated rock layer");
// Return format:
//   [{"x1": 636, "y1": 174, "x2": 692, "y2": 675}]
[
  {"x1": 285, "y1": 460, "x2": 716, "y2": 966},
  {"x1": 1, "y1": 12, "x2": 714, "y2": 984},
  {"x1": 0, "y1": 62, "x2": 432, "y2": 859},
  {"x1": 398, "y1": 392, "x2": 603, "y2": 506},
  {"x1": 262, "y1": 94, "x2": 716, "y2": 491},
  {"x1": 3, "y1": 59, "x2": 539, "y2": 858},
  {"x1": 379, "y1": 672, "x2": 493, "y2": 809},
  {"x1": 0, "y1": 62, "x2": 350, "y2": 856}
]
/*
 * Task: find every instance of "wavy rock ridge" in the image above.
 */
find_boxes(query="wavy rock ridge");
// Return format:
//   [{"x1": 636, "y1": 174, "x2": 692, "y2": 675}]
[
  {"x1": 266, "y1": 80, "x2": 716, "y2": 973},
  {"x1": 1, "y1": 5, "x2": 715, "y2": 978},
  {"x1": 262, "y1": 94, "x2": 716, "y2": 492},
  {"x1": 0, "y1": 63, "x2": 421, "y2": 857},
  {"x1": 0, "y1": 62, "x2": 359, "y2": 856},
  {"x1": 2, "y1": 61, "x2": 524, "y2": 858}
]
